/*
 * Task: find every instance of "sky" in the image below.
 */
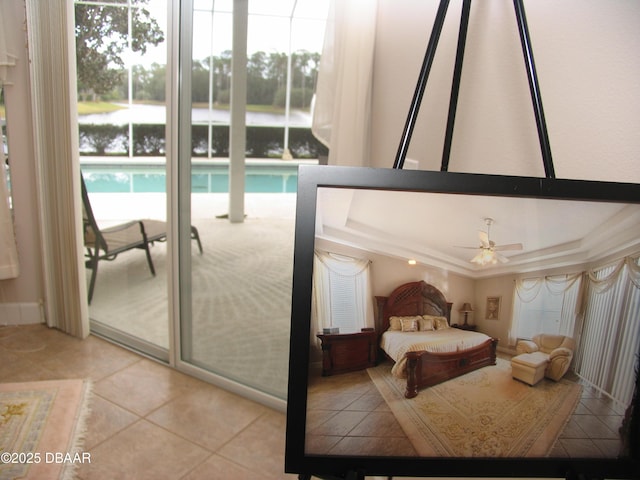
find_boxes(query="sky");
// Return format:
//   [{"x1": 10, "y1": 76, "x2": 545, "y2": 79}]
[{"x1": 137, "y1": 0, "x2": 329, "y2": 66}]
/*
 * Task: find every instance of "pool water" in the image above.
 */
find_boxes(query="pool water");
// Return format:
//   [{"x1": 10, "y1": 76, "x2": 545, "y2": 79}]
[{"x1": 82, "y1": 163, "x2": 300, "y2": 194}]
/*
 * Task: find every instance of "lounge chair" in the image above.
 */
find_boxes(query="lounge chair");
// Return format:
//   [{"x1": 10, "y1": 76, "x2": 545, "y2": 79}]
[
  {"x1": 81, "y1": 175, "x2": 203, "y2": 303},
  {"x1": 515, "y1": 334, "x2": 575, "y2": 381}
]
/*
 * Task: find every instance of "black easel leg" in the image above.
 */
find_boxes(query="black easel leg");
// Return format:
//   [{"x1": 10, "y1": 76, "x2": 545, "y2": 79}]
[
  {"x1": 393, "y1": 0, "x2": 557, "y2": 180},
  {"x1": 512, "y1": 0, "x2": 555, "y2": 179},
  {"x1": 441, "y1": 0, "x2": 472, "y2": 172},
  {"x1": 394, "y1": 0, "x2": 451, "y2": 169}
]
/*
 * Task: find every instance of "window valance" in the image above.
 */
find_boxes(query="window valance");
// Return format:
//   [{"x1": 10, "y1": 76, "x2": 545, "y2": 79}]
[
  {"x1": 587, "y1": 256, "x2": 640, "y2": 294},
  {"x1": 515, "y1": 273, "x2": 582, "y2": 303},
  {"x1": 314, "y1": 250, "x2": 370, "y2": 276}
]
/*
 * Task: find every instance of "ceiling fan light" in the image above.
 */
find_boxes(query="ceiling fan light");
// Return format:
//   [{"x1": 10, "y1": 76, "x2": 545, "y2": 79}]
[{"x1": 470, "y1": 248, "x2": 500, "y2": 266}]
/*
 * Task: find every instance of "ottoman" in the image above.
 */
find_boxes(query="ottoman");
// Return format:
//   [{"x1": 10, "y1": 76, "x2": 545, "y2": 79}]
[{"x1": 511, "y1": 352, "x2": 548, "y2": 386}]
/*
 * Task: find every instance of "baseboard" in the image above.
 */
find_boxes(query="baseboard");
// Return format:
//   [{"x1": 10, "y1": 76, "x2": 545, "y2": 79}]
[{"x1": 0, "y1": 302, "x2": 44, "y2": 326}]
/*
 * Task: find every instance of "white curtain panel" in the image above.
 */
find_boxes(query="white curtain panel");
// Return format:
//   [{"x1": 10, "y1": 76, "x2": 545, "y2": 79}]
[
  {"x1": 25, "y1": 0, "x2": 89, "y2": 337},
  {"x1": 312, "y1": 0, "x2": 378, "y2": 167},
  {"x1": 0, "y1": 0, "x2": 19, "y2": 280},
  {"x1": 574, "y1": 258, "x2": 640, "y2": 406}
]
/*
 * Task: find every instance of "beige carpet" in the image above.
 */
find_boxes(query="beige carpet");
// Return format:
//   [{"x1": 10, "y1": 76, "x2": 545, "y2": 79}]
[
  {"x1": 367, "y1": 358, "x2": 581, "y2": 457},
  {"x1": 0, "y1": 380, "x2": 91, "y2": 480}
]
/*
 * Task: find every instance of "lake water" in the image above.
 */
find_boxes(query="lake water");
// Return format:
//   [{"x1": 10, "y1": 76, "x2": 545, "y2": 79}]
[{"x1": 79, "y1": 103, "x2": 312, "y2": 127}]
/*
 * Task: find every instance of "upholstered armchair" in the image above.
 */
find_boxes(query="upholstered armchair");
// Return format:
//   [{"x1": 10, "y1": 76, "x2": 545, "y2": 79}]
[{"x1": 516, "y1": 334, "x2": 575, "y2": 381}]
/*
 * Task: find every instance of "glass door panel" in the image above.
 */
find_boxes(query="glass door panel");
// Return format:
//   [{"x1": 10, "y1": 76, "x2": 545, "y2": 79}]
[
  {"x1": 76, "y1": 0, "x2": 170, "y2": 359},
  {"x1": 179, "y1": 0, "x2": 327, "y2": 400}
]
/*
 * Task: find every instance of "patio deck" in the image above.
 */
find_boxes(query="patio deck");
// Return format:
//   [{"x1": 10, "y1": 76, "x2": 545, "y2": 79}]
[{"x1": 87, "y1": 192, "x2": 297, "y2": 400}]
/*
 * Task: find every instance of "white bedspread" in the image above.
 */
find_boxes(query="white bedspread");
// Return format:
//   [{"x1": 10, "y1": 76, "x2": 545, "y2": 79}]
[{"x1": 380, "y1": 329, "x2": 492, "y2": 378}]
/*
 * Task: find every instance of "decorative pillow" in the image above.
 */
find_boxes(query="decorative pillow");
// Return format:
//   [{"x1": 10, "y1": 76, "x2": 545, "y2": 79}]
[
  {"x1": 418, "y1": 316, "x2": 435, "y2": 331},
  {"x1": 433, "y1": 316, "x2": 450, "y2": 330},
  {"x1": 400, "y1": 317, "x2": 419, "y2": 332},
  {"x1": 388, "y1": 316, "x2": 401, "y2": 331},
  {"x1": 389, "y1": 315, "x2": 421, "y2": 331},
  {"x1": 421, "y1": 315, "x2": 444, "y2": 329}
]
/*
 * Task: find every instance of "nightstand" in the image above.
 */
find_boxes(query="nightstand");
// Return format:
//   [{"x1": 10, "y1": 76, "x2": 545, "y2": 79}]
[
  {"x1": 453, "y1": 323, "x2": 477, "y2": 331},
  {"x1": 316, "y1": 329, "x2": 377, "y2": 376}
]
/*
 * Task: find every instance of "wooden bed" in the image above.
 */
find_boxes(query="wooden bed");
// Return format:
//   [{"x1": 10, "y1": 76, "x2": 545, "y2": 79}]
[{"x1": 375, "y1": 281, "x2": 498, "y2": 398}]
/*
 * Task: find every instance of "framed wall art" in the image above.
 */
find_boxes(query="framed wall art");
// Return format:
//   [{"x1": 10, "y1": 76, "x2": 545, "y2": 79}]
[{"x1": 485, "y1": 296, "x2": 501, "y2": 320}]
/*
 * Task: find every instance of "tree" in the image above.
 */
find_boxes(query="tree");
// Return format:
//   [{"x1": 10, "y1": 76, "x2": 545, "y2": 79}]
[
  {"x1": 75, "y1": 0, "x2": 164, "y2": 99},
  {"x1": 191, "y1": 60, "x2": 211, "y2": 103},
  {"x1": 144, "y1": 63, "x2": 166, "y2": 102}
]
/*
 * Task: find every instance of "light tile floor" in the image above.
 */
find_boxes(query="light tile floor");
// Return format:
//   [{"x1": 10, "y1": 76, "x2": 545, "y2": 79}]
[
  {"x1": 0, "y1": 324, "x2": 295, "y2": 480},
  {"x1": 1, "y1": 324, "x2": 628, "y2": 480}
]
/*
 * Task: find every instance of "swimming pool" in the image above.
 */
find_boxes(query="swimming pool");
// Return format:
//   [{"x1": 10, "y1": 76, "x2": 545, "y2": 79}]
[{"x1": 81, "y1": 160, "x2": 314, "y2": 194}]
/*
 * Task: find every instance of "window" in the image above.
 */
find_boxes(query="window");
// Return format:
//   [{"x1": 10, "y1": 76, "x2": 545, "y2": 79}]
[
  {"x1": 312, "y1": 251, "x2": 373, "y2": 334},
  {"x1": 191, "y1": 0, "x2": 328, "y2": 160},
  {"x1": 510, "y1": 274, "x2": 582, "y2": 343},
  {"x1": 0, "y1": 84, "x2": 19, "y2": 280},
  {"x1": 74, "y1": 0, "x2": 166, "y2": 158}
]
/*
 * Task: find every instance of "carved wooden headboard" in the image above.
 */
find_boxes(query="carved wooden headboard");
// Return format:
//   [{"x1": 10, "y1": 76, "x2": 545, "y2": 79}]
[{"x1": 374, "y1": 281, "x2": 452, "y2": 332}]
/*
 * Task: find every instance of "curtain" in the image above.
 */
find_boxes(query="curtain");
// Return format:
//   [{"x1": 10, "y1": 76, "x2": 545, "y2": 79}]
[
  {"x1": 573, "y1": 257, "x2": 640, "y2": 406},
  {"x1": 0, "y1": 0, "x2": 19, "y2": 280},
  {"x1": 311, "y1": 0, "x2": 378, "y2": 167},
  {"x1": 25, "y1": 0, "x2": 89, "y2": 338},
  {"x1": 312, "y1": 251, "x2": 373, "y2": 338}
]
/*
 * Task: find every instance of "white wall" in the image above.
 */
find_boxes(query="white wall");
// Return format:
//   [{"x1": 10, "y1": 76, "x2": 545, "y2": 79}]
[
  {"x1": 474, "y1": 274, "x2": 517, "y2": 350},
  {"x1": 371, "y1": 0, "x2": 640, "y2": 183},
  {"x1": 367, "y1": 0, "x2": 640, "y2": 347}
]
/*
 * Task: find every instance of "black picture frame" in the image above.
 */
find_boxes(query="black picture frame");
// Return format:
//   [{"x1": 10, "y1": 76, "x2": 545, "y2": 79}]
[{"x1": 285, "y1": 165, "x2": 640, "y2": 479}]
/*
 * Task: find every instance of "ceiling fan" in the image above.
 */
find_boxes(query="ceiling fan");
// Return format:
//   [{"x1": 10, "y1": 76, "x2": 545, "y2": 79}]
[{"x1": 457, "y1": 218, "x2": 523, "y2": 265}]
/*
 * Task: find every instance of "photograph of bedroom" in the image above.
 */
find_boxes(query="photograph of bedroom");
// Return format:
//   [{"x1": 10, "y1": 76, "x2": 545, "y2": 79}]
[{"x1": 304, "y1": 186, "x2": 640, "y2": 459}]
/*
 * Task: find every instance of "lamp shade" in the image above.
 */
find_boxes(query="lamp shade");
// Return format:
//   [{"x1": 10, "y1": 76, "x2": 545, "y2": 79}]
[{"x1": 460, "y1": 303, "x2": 473, "y2": 312}]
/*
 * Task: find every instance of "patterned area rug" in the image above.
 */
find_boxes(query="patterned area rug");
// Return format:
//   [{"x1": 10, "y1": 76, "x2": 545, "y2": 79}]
[
  {"x1": 0, "y1": 380, "x2": 91, "y2": 480},
  {"x1": 368, "y1": 358, "x2": 581, "y2": 457}
]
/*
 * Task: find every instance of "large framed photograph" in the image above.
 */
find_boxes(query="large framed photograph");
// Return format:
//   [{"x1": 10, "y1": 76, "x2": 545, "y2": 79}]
[{"x1": 285, "y1": 165, "x2": 640, "y2": 479}]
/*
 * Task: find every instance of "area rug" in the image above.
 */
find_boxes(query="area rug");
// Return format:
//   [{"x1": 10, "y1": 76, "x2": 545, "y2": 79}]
[
  {"x1": 0, "y1": 380, "x2": 91, "y2": 480},
  {"x1": 367, "y1": 358, "x2": 581, "y2": 457}
]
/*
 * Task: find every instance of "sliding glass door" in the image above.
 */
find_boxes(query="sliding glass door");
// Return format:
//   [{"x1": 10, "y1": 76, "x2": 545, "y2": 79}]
[{"x1": 76, "y1": 0, "x2": 327, "y2": 404}]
